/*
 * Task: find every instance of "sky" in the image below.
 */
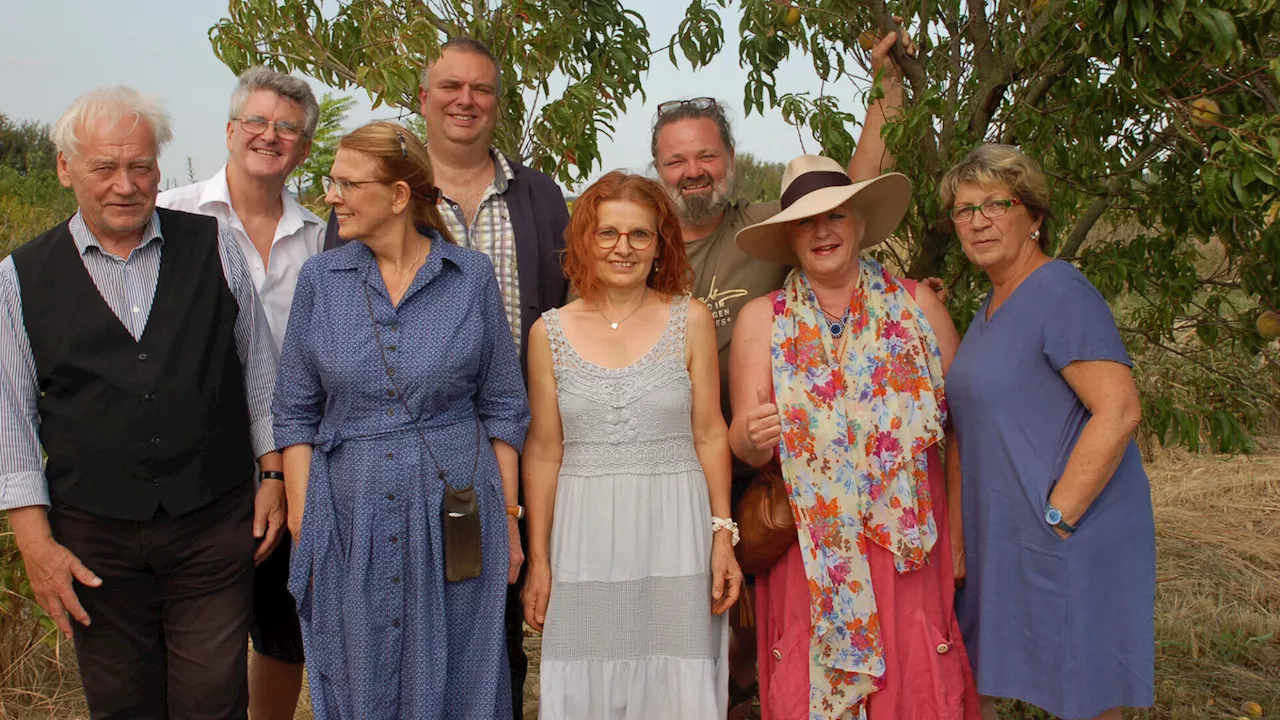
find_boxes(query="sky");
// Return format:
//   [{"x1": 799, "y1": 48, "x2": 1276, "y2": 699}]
[{"x1": 0, "y1": 0, "x2": 883, "y2": 193}]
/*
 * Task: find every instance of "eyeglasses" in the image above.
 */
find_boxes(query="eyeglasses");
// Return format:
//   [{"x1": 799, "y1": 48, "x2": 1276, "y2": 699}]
[
  {"x1": 595, "y1": 227, "x2": 656, "y2": 250},
  {"x1": 235, "y1": 116, "x2": 306, "y2": 141},
  {"x1": 657, "y1": 97, "x2": 717, "y2": 116},
  {"x1": 948, "y1": 198, "x2": 1021, "y2": 223},
  {"x1": 322, "y1": 176, "x2": 392, "y2": 199}
]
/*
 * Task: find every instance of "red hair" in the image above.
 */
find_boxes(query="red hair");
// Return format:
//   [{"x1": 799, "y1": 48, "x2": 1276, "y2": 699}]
[{"x1": 563, "y1": 171, "x2": 692, "y2": 300}]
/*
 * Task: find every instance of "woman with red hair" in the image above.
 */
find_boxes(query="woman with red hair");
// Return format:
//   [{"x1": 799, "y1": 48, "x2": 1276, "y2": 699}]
[{"x1": 521, "y1": 171, "x2": 743, "y2": 717}]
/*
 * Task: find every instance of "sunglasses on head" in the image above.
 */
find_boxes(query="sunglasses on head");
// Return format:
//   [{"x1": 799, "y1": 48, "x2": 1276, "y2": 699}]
[{"x1": 656, "y1": 97, "x2": 717, "y2": 116}]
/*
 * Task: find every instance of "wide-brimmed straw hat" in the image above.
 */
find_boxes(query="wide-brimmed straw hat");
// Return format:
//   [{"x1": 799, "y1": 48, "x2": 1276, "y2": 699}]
[{"x1": 735, "y1": 155, "x2": 912, "y2": 265}]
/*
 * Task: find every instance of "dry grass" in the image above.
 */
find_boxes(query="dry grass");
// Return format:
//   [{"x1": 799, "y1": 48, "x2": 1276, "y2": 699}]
[{"x1": 5, "y1": 447, "x2": 1280, "y2": 720}]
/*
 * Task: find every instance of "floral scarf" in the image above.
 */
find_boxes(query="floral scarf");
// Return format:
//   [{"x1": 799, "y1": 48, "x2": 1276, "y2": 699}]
[{"x1": 770, "y1": 257, "x2": 948, "y2": 720}]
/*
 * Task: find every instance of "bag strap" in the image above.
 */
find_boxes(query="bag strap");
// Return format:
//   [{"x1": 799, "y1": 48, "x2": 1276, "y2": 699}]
[{"x1": 362, "y1": 278, "x2": 482, "y2": 491}]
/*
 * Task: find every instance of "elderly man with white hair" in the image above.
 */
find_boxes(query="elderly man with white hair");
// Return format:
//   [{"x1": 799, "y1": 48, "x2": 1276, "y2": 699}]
[{"x1": 0, "y1": 86, "x2": 282, "y2": 719}]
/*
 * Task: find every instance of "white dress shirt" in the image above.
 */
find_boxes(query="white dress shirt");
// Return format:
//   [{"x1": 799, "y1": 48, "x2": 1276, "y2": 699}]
[{"x1": 158, "y1": 166, "x2": 325, "y2": 352}]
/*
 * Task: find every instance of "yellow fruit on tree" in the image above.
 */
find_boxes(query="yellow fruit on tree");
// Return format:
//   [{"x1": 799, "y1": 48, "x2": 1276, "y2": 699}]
[
  {"x1": 1031, "y1": 0, "x2": 1049, "y2": 12},
  {"x1": 1257, "y1": 311, "x2": 1280, "y2": 341},
  {"x1": 782, "y1": 6, "x2": 802, "y2": 26},
  {"x1": 1243, "y1": 700, "x2": 1264, "y2": 718},
  {"x1": 1190, "y1": 97, "x2": 1221, "y2": 128},
  {"x1": 1265, "y1": 200, "x2": 1279, "y2": 227},
  {"x1": 858, "y1": 30, "x2": 877, "y2": 51}
]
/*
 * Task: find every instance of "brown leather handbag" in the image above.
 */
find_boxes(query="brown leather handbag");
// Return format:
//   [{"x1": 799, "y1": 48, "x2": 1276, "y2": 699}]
[{"x1": 735, "y1": 463, "x2": 798, "y2": 575}]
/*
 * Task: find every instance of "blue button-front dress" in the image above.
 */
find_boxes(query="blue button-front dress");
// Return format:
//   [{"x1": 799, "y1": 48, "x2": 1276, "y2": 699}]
[
  {"x1": 272, "y1": 232, "x2": 530, "y2": 720},
  {"x1": 948, "y1": 260, "x2": 1155, "y2": 720}
]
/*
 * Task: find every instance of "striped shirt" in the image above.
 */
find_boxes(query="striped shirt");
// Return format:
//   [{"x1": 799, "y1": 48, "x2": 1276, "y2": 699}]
[
  {"x1": 0, "y1": 211, "x2": 280, "y2": 511},
  {"x1": 438, "y1": 150, "x2": 521, "y2": 348}
]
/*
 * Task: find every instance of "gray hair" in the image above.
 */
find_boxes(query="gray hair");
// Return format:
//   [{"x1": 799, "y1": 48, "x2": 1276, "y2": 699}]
[
  {"x1": 650, "y1": 100, "x2": 736, "y2": 162},
  {"x1": 419, "y1": 36, "x2": 503, "y2": 96},
  {"x1": 49, "y1": 86, "x2": 173, "y2": 157},
  {"x1": 939, "y1": 143, "x2": 1053, "y2": 251},
  {"x1": 229, "y1": 66, "x2": 320, "y2": 137}
]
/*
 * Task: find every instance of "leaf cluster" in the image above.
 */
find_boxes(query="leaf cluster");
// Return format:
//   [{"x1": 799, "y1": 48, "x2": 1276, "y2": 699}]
[
  {"x1": 210, "y1": 0, "x2": 653, "y2": 184},
  {"x1": 0, "y1": 113, "x2": 57, "y2": 176},
  {"x1": 706, "y1": 0, "x2": 1280, "y2": 452}
]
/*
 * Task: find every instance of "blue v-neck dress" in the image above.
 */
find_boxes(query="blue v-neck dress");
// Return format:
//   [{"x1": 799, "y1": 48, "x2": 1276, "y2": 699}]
[
  {"x1": 272, "y1": 233, "x2": 530, "y2": 720},
  {"x1": 947, "y1": 260, "x2": 1155, "y2": 719}
]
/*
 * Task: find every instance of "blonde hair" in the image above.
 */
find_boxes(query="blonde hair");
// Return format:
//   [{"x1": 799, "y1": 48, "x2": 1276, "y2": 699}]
[
  {"x1": 338, "y1": 121, "x2": 454, "y2": 243},
  {"x1": 939, "y1": 144, "x2": 1052, "y2": 250}
]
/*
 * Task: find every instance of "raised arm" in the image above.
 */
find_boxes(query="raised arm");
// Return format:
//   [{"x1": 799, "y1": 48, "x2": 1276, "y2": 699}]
[{"x1": 847, "y1": 26, "x2": 913, "y2": 182}]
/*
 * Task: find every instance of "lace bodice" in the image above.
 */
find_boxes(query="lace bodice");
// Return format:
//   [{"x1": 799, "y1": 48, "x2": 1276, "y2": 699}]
[{"x1": 544, "y1": 295, "x2": 702, "y2": 476}]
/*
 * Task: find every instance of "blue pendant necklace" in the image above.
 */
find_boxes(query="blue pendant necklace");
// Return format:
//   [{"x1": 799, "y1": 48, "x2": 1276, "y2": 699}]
[{"x1": 821, "y1": 305, "x2": 853, "y2": 338}]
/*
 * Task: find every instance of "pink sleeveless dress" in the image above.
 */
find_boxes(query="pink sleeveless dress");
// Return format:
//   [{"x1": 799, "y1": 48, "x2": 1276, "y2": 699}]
[{"x1": 755, "y1": 279, "x2": 981, "y2": 720}]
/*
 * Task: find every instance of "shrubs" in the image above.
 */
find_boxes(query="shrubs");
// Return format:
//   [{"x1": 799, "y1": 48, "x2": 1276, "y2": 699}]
[{"x1": 0, "y1": 166, "x2": 77, "y2": 259}]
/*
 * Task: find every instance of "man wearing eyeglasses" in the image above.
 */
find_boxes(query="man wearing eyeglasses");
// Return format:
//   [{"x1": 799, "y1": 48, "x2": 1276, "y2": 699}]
[
  {"x1": 649, "y1": 31, "x2": 919, "y2": 714},
  {"x1": 157, "y1": 66, "x2": 323, "y2": 720}
]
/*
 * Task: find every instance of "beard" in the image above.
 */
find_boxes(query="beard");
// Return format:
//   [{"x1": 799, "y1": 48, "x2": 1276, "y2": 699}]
[{"x1": 664, "y1": 163, "x2": 736, "y2": 227}]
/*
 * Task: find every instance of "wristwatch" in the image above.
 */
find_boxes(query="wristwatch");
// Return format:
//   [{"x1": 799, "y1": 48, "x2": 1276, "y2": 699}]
[
  {"x1": 1043, "y1": 502, "x2": 1077, "y2": 535},
  {"x1": 506, "y1": 505, "x2": 525, "y2": 520}
]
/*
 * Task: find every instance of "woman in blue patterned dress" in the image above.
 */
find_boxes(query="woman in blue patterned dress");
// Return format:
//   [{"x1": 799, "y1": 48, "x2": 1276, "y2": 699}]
[
  {"x1": 942, "y1": 144, "x2": 1155, "y2": 720},
  {"x1": 272, "y1": 121, "x2": 530, "y2": 720}
]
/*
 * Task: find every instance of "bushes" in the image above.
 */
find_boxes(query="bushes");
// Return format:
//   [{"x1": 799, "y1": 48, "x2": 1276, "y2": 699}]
[{"x1": 0, "y1": 166, "x2": 77, "y2": 259}]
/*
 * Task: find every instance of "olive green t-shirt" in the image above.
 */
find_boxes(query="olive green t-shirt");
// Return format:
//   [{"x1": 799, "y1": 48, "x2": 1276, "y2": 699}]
[{"x1": 686, "y1": 200, "x2": 790, "y2": 425}]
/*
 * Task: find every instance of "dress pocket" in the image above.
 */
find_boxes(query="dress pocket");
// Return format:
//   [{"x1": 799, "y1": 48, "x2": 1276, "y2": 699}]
[
  {"x1": 1014, "y1": 541, "x2": 1068, "y2": 691},
  {"x1": 764, "y1": 628, "x2": 810, "y2": 720},
  {"x1": 902, "y1": 612, "x2": 968, "y2": 719}
]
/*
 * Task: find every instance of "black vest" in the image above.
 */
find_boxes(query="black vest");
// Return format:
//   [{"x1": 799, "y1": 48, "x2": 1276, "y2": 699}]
[{"x1": 11, "y1": 208, "x2": 255, "y2": 520}]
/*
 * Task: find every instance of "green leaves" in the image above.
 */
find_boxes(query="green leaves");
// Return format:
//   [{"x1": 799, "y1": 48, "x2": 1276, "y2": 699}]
[
  {"x1": 1192, "y1": 7, "x2": 1240, "y2": 60},
  {"x1": 685, "y1": 0, "x2": 1280, "y2": 453},
  {"x1": 211, "y1": 0, "x2": 653, "y2": 184},
  {"x1": 209, "y1": 0, "x2": 1280, "y2": 452},
  {"x1": 289, "y1": 93, "x2": 355, "y2": 206}
]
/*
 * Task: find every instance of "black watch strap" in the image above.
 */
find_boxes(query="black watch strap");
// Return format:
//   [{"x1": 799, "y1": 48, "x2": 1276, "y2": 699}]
[{"x1": 260, "y1": 470, "x2": 284, "y2": 482}]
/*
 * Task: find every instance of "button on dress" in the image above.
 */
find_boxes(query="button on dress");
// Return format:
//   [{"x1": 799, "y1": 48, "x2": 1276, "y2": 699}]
[{"x1": 272, "y1": 233, "x2": 530, "y2": 720}]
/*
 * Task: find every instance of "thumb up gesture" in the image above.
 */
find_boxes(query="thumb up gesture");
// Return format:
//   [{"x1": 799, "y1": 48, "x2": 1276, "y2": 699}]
[{"x1": 745, "y1": 385, "x2": 782, "y2": 453}]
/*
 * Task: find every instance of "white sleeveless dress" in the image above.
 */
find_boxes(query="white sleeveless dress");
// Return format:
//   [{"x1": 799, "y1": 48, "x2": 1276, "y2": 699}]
[{"x1": 537, "y1": 295, "x2": 729, "y2": 719}]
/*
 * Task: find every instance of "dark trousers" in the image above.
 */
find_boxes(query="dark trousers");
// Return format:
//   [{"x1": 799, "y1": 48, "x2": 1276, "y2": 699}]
[
  {"x1": 506, "y1": 518, "x2": 529, "y2": 719},
  {"x1": 49, "y1": 483, "x2": 255, "y2": 720}
]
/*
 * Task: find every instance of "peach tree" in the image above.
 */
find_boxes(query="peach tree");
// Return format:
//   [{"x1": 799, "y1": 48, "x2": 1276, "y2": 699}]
[{"x1": 210, "y1": 0, "x2": 1280, "y2": 450}]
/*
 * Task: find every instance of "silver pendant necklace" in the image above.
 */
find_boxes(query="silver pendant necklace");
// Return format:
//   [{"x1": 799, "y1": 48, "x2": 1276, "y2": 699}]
[{"x1": 599, "y1": 288, "x2": 648, "y2": 330}]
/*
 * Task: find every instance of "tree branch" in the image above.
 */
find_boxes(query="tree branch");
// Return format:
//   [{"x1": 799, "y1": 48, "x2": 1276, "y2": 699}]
[
  {"x1": 1057, "y1": 128, "x2": 1178, "y2": 258},
  {"x1": 969, "y1": 0, "x2": 1071, "y2": 139},
  {"x1": 863, "y1": 0, "x2": 940, "y2": 176},
  {"x1": 863, "y1": 0, "x2": 929, "y2": 92},
  {"x1": 1119, "y1": 325, "x2": 1280, "y2": 403},
  {"x1": 999, "y1": 57, "x2": 1072, "y2": 144}
]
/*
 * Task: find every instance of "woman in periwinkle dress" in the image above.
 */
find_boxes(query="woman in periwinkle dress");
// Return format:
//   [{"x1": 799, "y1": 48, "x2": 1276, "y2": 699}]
[
  {"x1": 942, "y1": 144, "x2": 1156, "y2": 720},
  {"x1": 272, "y1": 121, "x2": 529, "y2": 719},
  {"x1": 520, "y1": 171, "x2": 743, "y2": 719}
]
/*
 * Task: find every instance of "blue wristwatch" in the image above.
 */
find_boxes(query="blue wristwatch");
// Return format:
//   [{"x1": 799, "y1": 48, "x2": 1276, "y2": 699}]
[{"x1": 1044, "y1": 502, "x2": 1077, "y2": 535}]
